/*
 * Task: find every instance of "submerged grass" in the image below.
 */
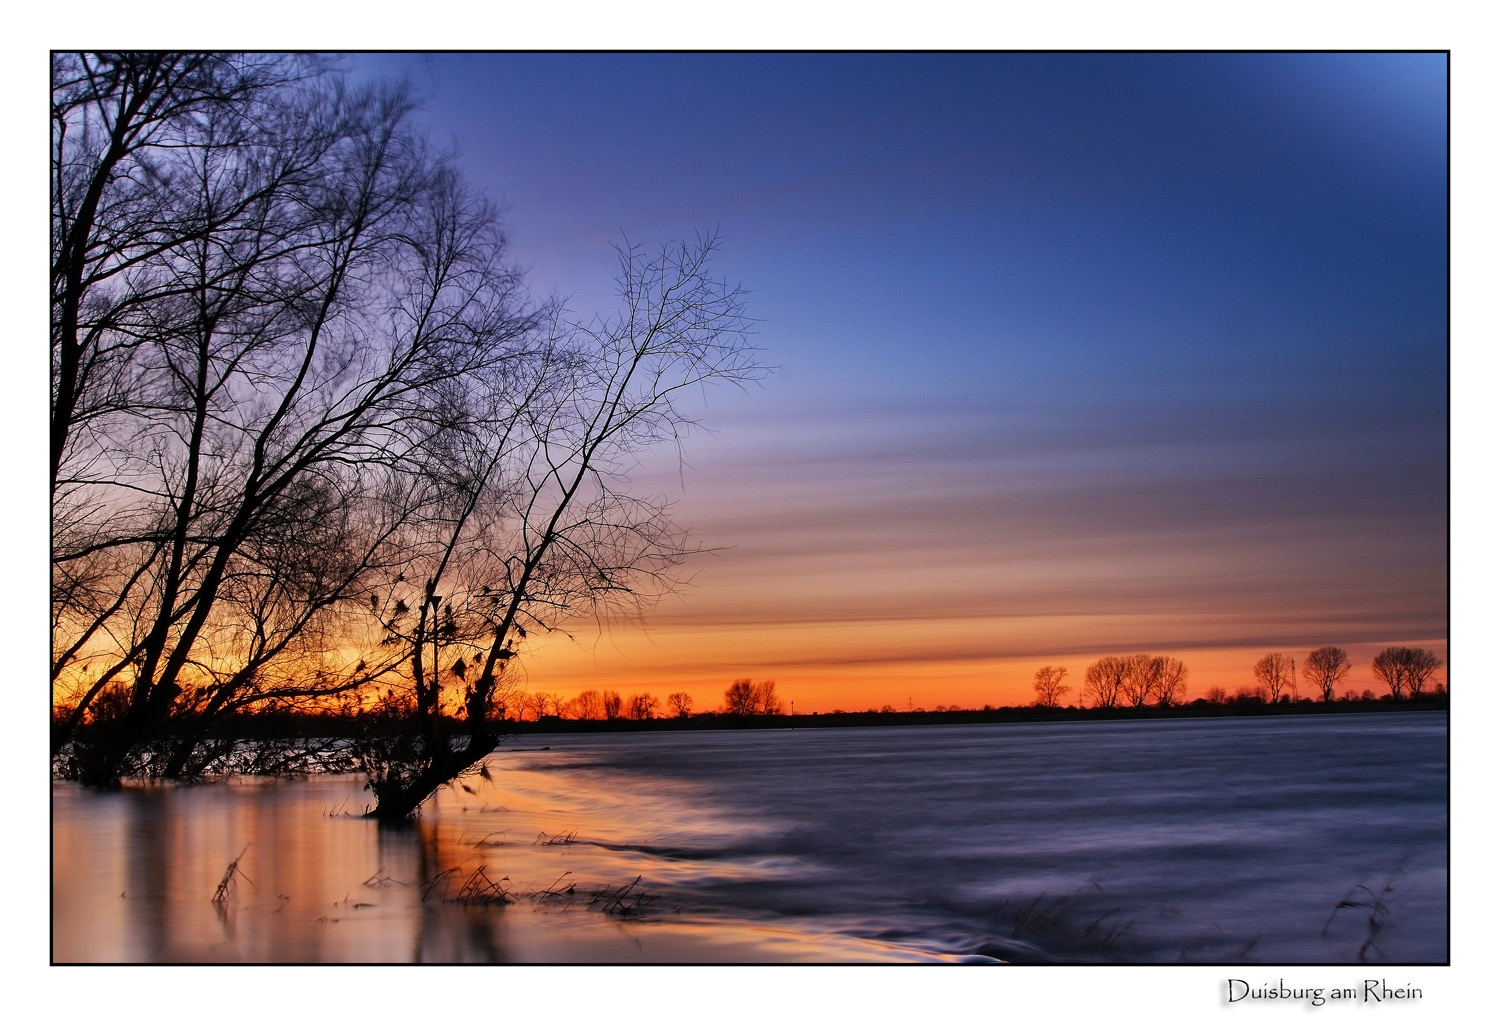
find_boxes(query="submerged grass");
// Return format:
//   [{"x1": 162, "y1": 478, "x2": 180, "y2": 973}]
[
  {"x1": 1323, "y1": 852, "x2": 1409, "y2": 961},
  {"x1": 420, "y1": 866, "x2": 463, "y2": 901},
  {"x1": 993, "y1": 886, "x2": 1143, "y2": 961},
  {"x1": 453, "y1": 866, "x2": 515, "y2": 905},
  {"x1": 211, "y1": 845, "x2": 251, "y2": 905},
  {"x1": 994, "y1": 884, "x2": 1262, "y2": 963},
  {"x1": 590, "y1": 876, "x2": 660, "y2": 919},
  {"x1": 417, "y1": 865, "x2": 516, "y2": 905},
  {"x1": 531, "y1": 871, "x2": 578, "y2": 901},
  {"x1": 524, "y1": 870, "x2": 659, "y2": 920},
  {"x1": 461, "y1": 830, "x2": 510, "y2": 847}
]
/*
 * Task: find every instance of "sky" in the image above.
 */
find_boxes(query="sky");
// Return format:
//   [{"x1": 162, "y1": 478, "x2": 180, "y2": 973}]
[
  {"x1": 346, "y1": 53, "x2": 1448, "y2": 712},
  {"x1": 10, "y1": 20, "x2": 1484, "y2": 1012}
]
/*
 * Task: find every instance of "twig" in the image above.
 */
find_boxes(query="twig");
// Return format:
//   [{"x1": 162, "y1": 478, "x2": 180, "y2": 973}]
[
  {"x1": 453, "y1": 866, "x2": 515, "y2": 905},
  {"x1": 531, "y1": 870, "x2": 578, "y2": 900},
  {"x1": 1323, "y1": 852, "x2": 1409, "y2": 961},
  {"x1": 212, "y1": 845, "x2": 252, "y2": 904},
  {"x1": 420, "y1": 866, "x2": 462, "y2": 901},
  {"x1": 589, "y1": 876, "x2": 659, "y2": 918}
]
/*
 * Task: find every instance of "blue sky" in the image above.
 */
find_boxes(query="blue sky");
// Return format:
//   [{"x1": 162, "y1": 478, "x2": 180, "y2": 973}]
[{"x1": 347, "y1": 52, "x2": 1447, "y2": 705}]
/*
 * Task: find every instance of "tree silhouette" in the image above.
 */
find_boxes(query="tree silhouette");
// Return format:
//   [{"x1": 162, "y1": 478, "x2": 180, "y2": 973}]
[
  {"x1": 360, "y1": 230, "x2": 762, "y2": 820},
  {"x1": 1302, "y1": 646, "x2": 1351, "y2": 702},
  {"x1": 1401, "y1": 648, "x2": 1442, "y2": 697},
  {"x1": 627, "y1": 693, "x2": 659, "y2": 720},
  {"x1": 1372, "y1": 647, "x2": 1442, "y2": 700},
  {"x1": 50, "y1": 53, "x2": 767, "y2": 810},
  {"x1": 724, "y1": 679, "x2": 781, "y2": 716},
  {"x1": 51, "y1": 53, "x2": 534, "y2": 783},
  {"x1": 1252, "y1": 652, "x2": 1296, "y2": 703},
  {"x1": 1032, "y1": 665, "x2": 1069, "y2": 708},
  {"x1": 1150, "y1": 656, "x2": 1189, "y2": 707},
  {"x1": 1083, "y1": 656, "x2": 1129, "y2": 708},
  {"x1": 1083, "y1": 653, "x2": 1185, "y2": 708},
  {"x1": 1119, "y1": 654, "x2": 1159, "y2": 708},
  {"x1": 572, "y1": 690, "x2": 606, "y2": 720}
]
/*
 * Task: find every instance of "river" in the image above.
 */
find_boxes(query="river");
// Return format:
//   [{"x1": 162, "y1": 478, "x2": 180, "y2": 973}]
[{"x1": 51, "y1": 712, "x2": 1447, "y2": 963}]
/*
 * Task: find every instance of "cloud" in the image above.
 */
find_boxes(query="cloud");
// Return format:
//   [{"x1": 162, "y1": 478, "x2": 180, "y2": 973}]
[{"x1": 639, "y1": 386, "x2": 1443, "y2": 641}]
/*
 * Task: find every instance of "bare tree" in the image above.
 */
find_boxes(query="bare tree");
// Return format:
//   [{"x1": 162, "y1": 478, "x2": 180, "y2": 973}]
[
  {"x1": 1084, "y1": 655, "x2": 1131, "y2": 708},
  {"x1": 359, "y1": 232, "x2": 764, "y2": 819},
  {"x1": 1204, "y1": 685, "x2": 1228, "y2": 705},
  {"x1": 723, "y1": 678, "x2": 781, "y2": 716},
  {"x1": 1402, "y1": 649, "x2": 1442, "y2": 697},
  {"x1": 756, "y1": 681, "x2": 783, "y2": 715},
  {"x1": 51, "y1": 54, "x2": 767, "y2": 814},
  {"x1": 1302, "y1": 646, "x2": 1351, "y2": 703},
  {"x1": 666, "y1": 691, "x2": 693, "y2": 718},
  {"x1": 1099, "y1": 653, "x2": 1189, "y2": 709},
  {"x1": 51, "y1": 53, "x2": 538, "y2": 785},
  {"x1": 571, "y1": 690, "x2": 605, "y2": 720},
  {"x1": 1032, "y1": 665, "x2": 1069, "y2": 708},
  {"x1": 627, "y1": 693, "x2": 659, "y2": 720},
  {"x1": 1371, "y1": 647, "x2": 1442, "y2": 700},
  {"x1": 1150, "y1": 656, "x2": 1189, "y2": 707},
  {"x1": 509, "y1": 692, "x2": 541, "y2": 722},
  {"x1": 1119, "y1": 653, "x2": 1160, "y2": 709},
  {"x1": 51, "y1": 53, "x2": 309, "y2": 486},
  {"x1": 1371, "y1": 649, "x2": 1405, "y2": 699},
  {"x1": 1253, "y1": 652, "x2": 1296, "y2": 703},
  {"x1": 723, "y1": 679, "x2": 756, "y2": 715},
  {"x1": 576, "y1": 690, "x2": 618, "y2": 719}
]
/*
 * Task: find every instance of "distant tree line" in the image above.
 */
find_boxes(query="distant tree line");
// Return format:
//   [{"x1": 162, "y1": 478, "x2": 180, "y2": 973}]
[
  {"x1": 492, "y1": 644, "x2": 1446, "y2": 726},
  {"x1": 1035, "y1": 645, "x2": 1444, "y2": 709},
  {"x1": 505, "y1": 689, "x2": 693, "y2": 721},
  {"x1": 480, "y1": 681, "x2": 775, "y2": 721},
  {"x1": 1034, "y1": 654, "x2": 1189, "y2": 710},
  {"x1": 1248, "y1": 646, "x2": 1443, "y2": 704}
]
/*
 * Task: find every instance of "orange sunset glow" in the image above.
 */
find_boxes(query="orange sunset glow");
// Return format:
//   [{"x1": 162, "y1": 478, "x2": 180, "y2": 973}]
[{"x1": 50, "y1": 49, "x2": 1453, "y2": 974}]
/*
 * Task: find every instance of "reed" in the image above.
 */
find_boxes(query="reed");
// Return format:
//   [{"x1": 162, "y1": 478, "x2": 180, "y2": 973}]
[
  {"x1": 531, "y1": 870, "x2": 578, "y2": 901},
  {"x1": 1323, "y1": 853, "x2": 1408, "y2": 961},
  {"x1": 452, "y1": 866, "x2": 515, "y2": 905},
  {"x1": 211, "y1": 845, "x2": 251, "y2": 904},
  {"x1": 590, "y1": 876, "x2": 659, "y2": 918}
]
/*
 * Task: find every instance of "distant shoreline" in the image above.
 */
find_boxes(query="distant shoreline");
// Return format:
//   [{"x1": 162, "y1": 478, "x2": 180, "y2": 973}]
[
  {"x1": 173, "y1": 695, "x2": 1447, "y2": 742},
  {"x1": 501, "y1": 696, "x2": 1448, "y2": 735}
]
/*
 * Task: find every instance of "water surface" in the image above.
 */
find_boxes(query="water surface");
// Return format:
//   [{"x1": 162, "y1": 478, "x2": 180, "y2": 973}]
[{"x1": 52, "y1": 712, "x2": 1447, "y2": 963}]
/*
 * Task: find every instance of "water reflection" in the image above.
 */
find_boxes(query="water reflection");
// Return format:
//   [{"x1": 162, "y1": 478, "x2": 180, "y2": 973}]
[
  {"x1": 53, "y1": 715, "x2": 1448, "y2": 963},
  {"x1": 52, "y1": 761, "x2": 934, "y2": 962}
]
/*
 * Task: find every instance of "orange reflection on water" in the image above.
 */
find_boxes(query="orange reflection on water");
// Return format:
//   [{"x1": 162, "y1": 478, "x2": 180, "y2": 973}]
[{"x1": 51, "y1": 751, "x2": 944, "y2": 963}]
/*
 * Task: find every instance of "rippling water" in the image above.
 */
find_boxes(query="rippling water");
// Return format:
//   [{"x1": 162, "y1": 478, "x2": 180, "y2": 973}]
[{"x1": 52, "y1": 712, "x2": 1446, "y2": 963}]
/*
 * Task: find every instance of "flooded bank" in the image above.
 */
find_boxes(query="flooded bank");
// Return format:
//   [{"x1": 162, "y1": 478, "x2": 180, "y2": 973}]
[{"x1": 53, "y1": 713, "x2": 1447, "y2": 963}]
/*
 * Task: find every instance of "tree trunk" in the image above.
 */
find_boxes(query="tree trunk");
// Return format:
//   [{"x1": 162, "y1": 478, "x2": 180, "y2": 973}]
[{"x1": 365, "y1": 732, "x2": 498, "y2": 823}]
